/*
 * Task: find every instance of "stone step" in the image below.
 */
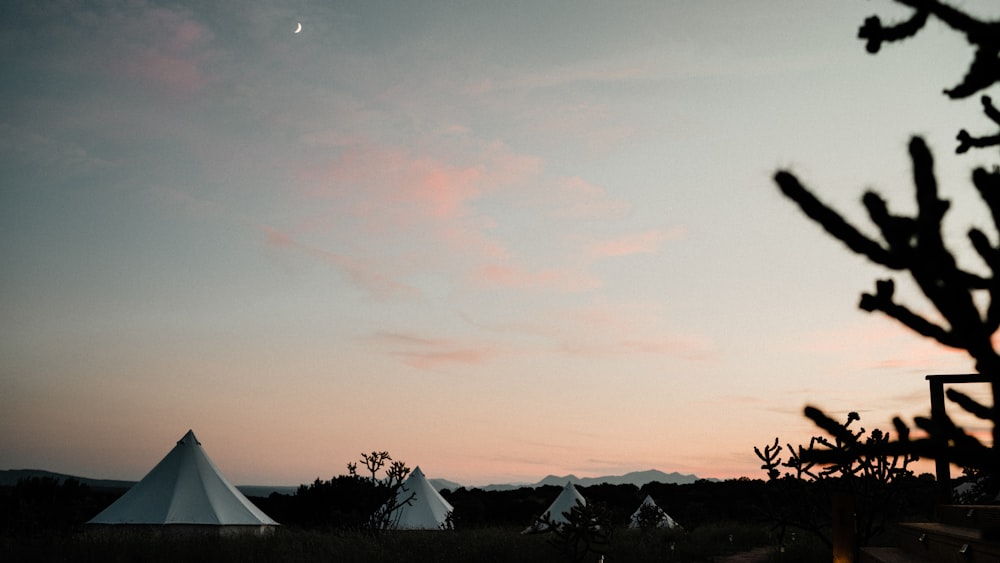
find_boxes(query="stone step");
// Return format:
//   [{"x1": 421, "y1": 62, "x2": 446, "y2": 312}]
[
  {"x1": 936, "y1": 504, "x2": 1000, "y2": 537},
  {"x1": 896, "y1": 522, "x2": 1000, "y2": 563},
  {"x1": 859, "y1": 546, "x2": 933, "y2": 563}
]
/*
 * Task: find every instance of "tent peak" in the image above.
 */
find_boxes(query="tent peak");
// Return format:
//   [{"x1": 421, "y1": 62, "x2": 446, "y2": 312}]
[{"x1": 178, "y1": 430, "x2": 201, "y2": 445}]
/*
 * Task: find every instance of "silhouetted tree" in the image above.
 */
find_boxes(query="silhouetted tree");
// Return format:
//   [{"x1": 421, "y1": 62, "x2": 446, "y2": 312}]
[
  {"x1": 0, "y1": 477, "x2": 100, "y2": 535},
  {"x1": 350, "y1": 453, "x2": 414, "y2": 532},
  {"x1": 273, "y1": 450, "x2": 413, "y2": 531},
  {"x1": 434, "y1": 485, "x2": 560, "y2": 529},
  {"x1": 544, "y1": 501, "x2": 613, "y2": 563},
  {"x1": 632, "y1": 501, "x2": 670, "y2": 531},
  {"x1": 774, "y1": 0, "x2": 1000, "y2": 479},
  {"x1": 755, "y1": 413, "x2": 933, "y2": 549},
  {"x1": 579, "y1": 483, "x2": 638, "y2": 525}
]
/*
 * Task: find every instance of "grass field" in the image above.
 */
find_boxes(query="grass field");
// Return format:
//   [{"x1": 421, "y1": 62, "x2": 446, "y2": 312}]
[{"x1": 0, "y1": 520, "x2": 831, "y2": 563}]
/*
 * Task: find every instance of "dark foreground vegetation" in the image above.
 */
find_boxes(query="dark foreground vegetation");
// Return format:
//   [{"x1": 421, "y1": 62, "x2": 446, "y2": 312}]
[
  {"x1": 2, "y1": 523, "x2": 792, "y2": 563},
  {"x1": 0, "y1": 472, "x2": 937, "y2": 562}
]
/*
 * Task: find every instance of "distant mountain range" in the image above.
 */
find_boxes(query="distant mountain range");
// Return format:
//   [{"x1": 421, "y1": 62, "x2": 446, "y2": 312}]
[
  {"x1": 2, "y1": 468, "x2": 708, "y2": 496},
  {"x1": 0, "y1": 469, "x2": 136, "y2": 490},
  {"x1": 461, "y1": 469, "x2": 708, "y2": 492},
  {"x1": 0, "y1": 469, "x2": 298, "y2": 497}
]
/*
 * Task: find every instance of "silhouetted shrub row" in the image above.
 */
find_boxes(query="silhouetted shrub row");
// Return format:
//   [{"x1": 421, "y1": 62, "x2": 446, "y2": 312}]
[
  {"x1": 1, "y1": 473, "x2": 935, "y2": 535},
  {"x1": 2, "y1": 474, "x2": 938, "y2": 561},
  {"x1": 250, "y1": 477, "x2": 776, "y2": 531}
]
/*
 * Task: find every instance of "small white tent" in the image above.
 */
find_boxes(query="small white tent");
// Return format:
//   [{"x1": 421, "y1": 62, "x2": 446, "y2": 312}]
[
  {"x1": 523, "y1": 481, "x2": 587, "y2": 533},
  {"x1": 384, "y1": 466, "x2": 454, "y2": 530},
  {"x1": 87, "y1": 430, "x2": 278, "y2": 534},
  {"x1": 628, "y1": 494, "x2": 679, "y2": 529}
]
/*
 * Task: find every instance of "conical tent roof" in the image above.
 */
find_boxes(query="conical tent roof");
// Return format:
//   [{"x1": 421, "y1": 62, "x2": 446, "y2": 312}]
[
  {"x1": 385, "y1": 466, "x2": 454, "y2": 530},
  {"x1": 628, "y1": 494, "x2": 679, "y2": 529},
  {"x1": 524, "y1": 481, "x2": 587, "y2": 533},
  {"x1": 87, "y1": 430, "x2": 278, "y2": 527}
]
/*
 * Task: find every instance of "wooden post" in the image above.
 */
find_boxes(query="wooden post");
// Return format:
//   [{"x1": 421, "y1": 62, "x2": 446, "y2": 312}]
[
  {"x1": 927, "y1": 375, "x2": 952, "y2": 505},
  {"x1": 832, "y1": 492, "x2": 857, "y2": 563}
]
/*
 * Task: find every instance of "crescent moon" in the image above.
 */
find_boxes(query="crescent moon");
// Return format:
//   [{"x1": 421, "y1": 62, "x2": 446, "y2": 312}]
[{"x1": 294, "y1": 22, "x2": 302, "y2": 33}]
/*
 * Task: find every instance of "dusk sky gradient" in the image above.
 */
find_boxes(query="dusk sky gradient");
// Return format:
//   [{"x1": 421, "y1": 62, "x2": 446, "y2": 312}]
[{"x1": 3, "y1": 0, "x2": 1000, "y2": 487}]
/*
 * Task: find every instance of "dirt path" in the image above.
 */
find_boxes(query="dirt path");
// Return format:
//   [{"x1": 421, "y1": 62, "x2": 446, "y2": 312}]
[{"x1": 711, "y1": 546, "x2": 772, "y2": 563}]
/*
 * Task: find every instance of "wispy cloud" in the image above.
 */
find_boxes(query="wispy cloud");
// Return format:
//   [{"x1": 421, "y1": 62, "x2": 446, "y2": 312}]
[
  {"x1": 0, "y1": 123, "x2": 117, "y2": 181},
  {"x1": 304, "y1": 139, "x2": 538, "y2": 227},
  {"x1": 318, "y1": 145, "x2": 482, "y2": 221},
  {"x1": 18, "y1": 2, "x2": 222, "y2": 99},
  {"x1": 460, "y1": 298, "x2": 713, "y2": 362},
  {"x1": 152, "y1": 186, "x2": 418, "y2": 300},
  {"x1": 536, "y1": 300, "x2": 713, "y2": 360},
  {"x1": 298, "y1": 137, "x2": 664, "y2": 294},
  {"x1": 722, "y1": 395, "x2": 770, "y2": 406},
  {"x1": 261, "y1": 226, "x2": 418, "y2": 300},
  {"x1": 370, "y1": 331, "x2": 499, "y2": 369},
  {"x1": 116, "y1": 8, "x2": 217, "y2": 97},
  {"x1": 797, "y1": 320, "x2": 973, "y2": 374},
  {"x1": 587, "y1": 227, "x2": 686, "y2": 259},
  {"x1": 473, "y1": 263, "x2": 601, "y2": 292},
  {"x1": 558, "y1": 335, "x2": 711, "y2": 359},
  {"x1": 551, "y1": 177, "x2": 631, "y2": 219},
  {"x1": 509, "y1": 64, "x2": 649, "y2": 91}
]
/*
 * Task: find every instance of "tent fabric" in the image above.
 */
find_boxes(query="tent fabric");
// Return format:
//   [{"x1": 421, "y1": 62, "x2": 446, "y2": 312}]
[
  {"x1": 523, "y1": 481, "x2": 586, "y2": 533},
  {"x1": 87, "y1": 430, "x2": 278, "y2": 527},
  {"x1": 384, "y1": 466, "x2": 454, "y2": 530},
  {"x1": 628, "y1": 494, "x2": 679, "y2": 529}
]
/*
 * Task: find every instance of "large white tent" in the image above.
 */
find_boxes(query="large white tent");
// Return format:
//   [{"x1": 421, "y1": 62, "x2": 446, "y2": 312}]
[
  {"x1": 87, "y1": 430, "x2": 278, "y2": 534},
  {"x1": 383, "y1": 466, "x2": 454, "y2": 530},
  {"x1": 523, "y1": 481, "x2": 587, "y2": 533},
  {"x1": 628, "y1": 494, "x2": 679, "y2": 529}
]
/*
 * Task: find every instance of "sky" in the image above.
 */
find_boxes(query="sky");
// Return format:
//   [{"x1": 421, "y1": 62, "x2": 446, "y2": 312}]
[{"x1": 2, "y1": 0, "x2": 999, "y2": 487}]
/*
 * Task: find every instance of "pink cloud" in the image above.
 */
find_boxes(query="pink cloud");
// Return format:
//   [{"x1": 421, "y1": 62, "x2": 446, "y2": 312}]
[
  {"x1": 410, "y1": 159, "x2": 483, "y2": 218},
  {"x1": 372, "y1": 331, "x2": 499, "y2": 369},
  {"x1": 133, "y1": 10, "x2": 214, "y2": 92},
  {"x1": 306, "y1": 145, "x2": 514, "y2": 268},
  {"x1": 305, "y1": 136, "x2": 541, "y2": 210},
  {"x1": 588, "y1": 227, "x2": 686, "y2": 258},
  {"x1": 464, "y1": 78, "x2": 494, "y2": 96},
  {"x1": 474, "y1": 263, "x2": 601, "y2": 292},
  {"x1": 299, "y1": 137, "x2": 675, "y2": 295},
  {"x1": 585, "y1": 123, "x2": 640, "y2": 153},
  {"x1": 308, "y1": 144, "x2": 485, "y2": 222},
  {"x1": 519, "y1": 301, "x2": 714, "y2": 360},
  {"x1": 71, "y1": 5, "x2": 220, "y2": 97},
  {"x1": 260, "y1": 226, "x2": 417, "y2": 300},
  {"x1": 559, "y1": 335, "x2": 711, "y2": 360},
  {"x1": 125, "y1": 53, "x2": 205, "y2": 96},
  {"x1": 490, "y1": 61, "x2": 646, "y2": 152},
  {"x1": 513, "y1": 65, "x2": 648, "y2": 90},
  {"x1": 0, "y1": 123, "x2": 117, "y2": 178},
  {"x1": 524, "y1": 101, "x2": 640, "y2": 155},
  {"x1": 552, "y1": 177, "x2": 631, "y2": 219},
  {"x1": 798, "y1": 320, "x2": 973, "y2": 373},
  {"x1": 153, "y1": 186, "x2": 416, "y2": 300},
  {"x1": 301, "y1": 139, "x2": 599, "y2": 291}
]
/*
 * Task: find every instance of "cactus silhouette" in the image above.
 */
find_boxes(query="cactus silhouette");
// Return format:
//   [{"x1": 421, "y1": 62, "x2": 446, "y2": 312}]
[{"x1": 775, "y1": 0, "x2": 1000, "y2": 474}]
